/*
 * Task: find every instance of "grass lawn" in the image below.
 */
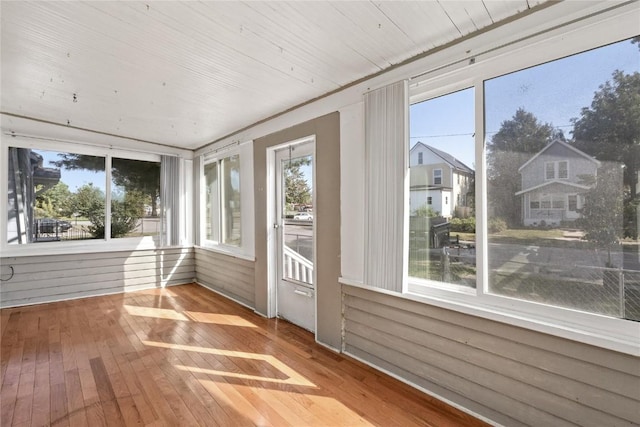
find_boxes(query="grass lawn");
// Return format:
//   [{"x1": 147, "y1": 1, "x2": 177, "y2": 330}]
[{"x1": 450, "y1": 227, "x2": 598, "y2": 249}]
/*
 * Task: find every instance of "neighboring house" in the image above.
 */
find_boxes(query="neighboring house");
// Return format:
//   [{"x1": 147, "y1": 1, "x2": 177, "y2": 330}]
[
  {"x1": 516, "y1": 140, "x2": 600, "y2": 227},
  {"x1": 409, "y1": 142, "x2": 474, "y2": 218}
]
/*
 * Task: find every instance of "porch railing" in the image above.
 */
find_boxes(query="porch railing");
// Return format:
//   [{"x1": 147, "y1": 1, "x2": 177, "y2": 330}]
[{"x1": 284, "y1": 246, "x2": 314, "y2": 286}]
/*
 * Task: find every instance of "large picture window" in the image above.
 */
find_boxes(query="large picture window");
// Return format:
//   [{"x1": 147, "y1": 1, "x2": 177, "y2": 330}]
[
  {"x1": 7, "y1": 146, "x2": 160, "y2": 245},
  {"x1": 406, "y1": 31, "x2": 640, "y2": 337}
]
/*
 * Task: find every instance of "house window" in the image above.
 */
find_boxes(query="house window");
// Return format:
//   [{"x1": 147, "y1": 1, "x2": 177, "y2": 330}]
[
  {"x1": 545, "y1": 162, "x2": 555, "y2": 179},
  {"x1": 568, "y1": 195, "x2": 578, "y2": 212},
  {"x1": 203, "y1": 154, "x2": 241, "y2": 247},
  {"x1": 6, "y1": 145, "x2": 160, "y2": 245},
  {"x1": 409, "y1": 87, "x2": 475, "y2": 288},
  {"x1": 545, "y1": 161, "x2": 569, "y2": 180},
  {"x1": 558, "y1": 161, "x2": 568, "y2": 179},
  {"x1": 433, "y1": 169, "x2": 442, "y2": 185},
  {"x1": 418, "y1": 152, "x2": 423, "y2": 164},
  {"x1": 401, "y1": 8, "x2": 639, "y2": 353}
]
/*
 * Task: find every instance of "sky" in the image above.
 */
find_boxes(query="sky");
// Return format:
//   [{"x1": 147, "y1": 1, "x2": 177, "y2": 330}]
[
  {"x1": 38, "y1": 150, "x2": 106, "y2": 192},
  {"x1": 410, "y1": 37, "x2": 640, "y2": 169}
]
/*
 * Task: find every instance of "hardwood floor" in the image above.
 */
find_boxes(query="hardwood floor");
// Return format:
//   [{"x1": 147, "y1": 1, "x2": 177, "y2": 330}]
[{"x1": 1, "y1": 284, "x2": 489, "y2": 427}]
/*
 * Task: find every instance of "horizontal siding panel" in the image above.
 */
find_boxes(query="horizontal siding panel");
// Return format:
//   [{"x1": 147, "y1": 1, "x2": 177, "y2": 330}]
[
  {"x1": 343, "y1": 285, "x2": 640, "y2": 426},
  {"x1": 343, "y1": 285, "x2": 640, "y2": 376},
  {"x1": 345, "y1": 293, "x2": 638, "y2": 398},
  {"x1": 346, "y1": 310, "x2": 637, "y2": 426},
  {"x1": 0, "y1": 249, "x2": 195, "y2": 308},
  {"x1": 194, "y1": 249, "x2": 255, "y2": 307},
  {"x1": 2, "y1": 259, "x2": 195, "y2": 289}
]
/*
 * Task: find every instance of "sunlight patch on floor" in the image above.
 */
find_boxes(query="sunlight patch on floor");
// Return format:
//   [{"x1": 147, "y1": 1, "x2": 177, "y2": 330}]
[
  {"x1": 143, "y1": 340, "x2": 316, "y2": 387},
  {"x1": 124, "y1": 304, "x2": 189, "y2": 321},
  {"x1": 183, "y1": 311, "x2": 257, "y2": 327}
]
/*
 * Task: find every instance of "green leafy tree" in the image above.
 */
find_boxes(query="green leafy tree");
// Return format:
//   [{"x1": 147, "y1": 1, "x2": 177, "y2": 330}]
[
  {"x1": 71, "y1": 184, "x2": 104, "y2": 219},
  {"x1": 89, "y1": 190, "x2": 147, "y2": 239},
  {"x1": 35, "y1": 182, "x2": 73, "y2": 218},
  {"x1": 53, "y1": 155, "x2": 160, "y2": 216},
  {"x1": 572, "y1": 70, "x2": 640, "y2": 198},
  {"x1": 487, "y1": 108, "x2": 556, "y2": 226},
  {"x1": 577, "y1": 163, "x2": 624, "y2": 266},
  {"x1": 284, "y1": 158, "x2": 311, "y2": 209}
]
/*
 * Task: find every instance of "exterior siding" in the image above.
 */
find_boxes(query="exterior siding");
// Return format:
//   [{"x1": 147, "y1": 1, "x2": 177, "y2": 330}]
[
  {"x1": 342, "y1": 285, "x2": 640, "y2": 427},
  {"x1": 0, "y1": 248, "x2": 195, "y2": 308},
  {"x1": 194, "y1": 247, "x2": 255, "y2": 307},
  {"x1": 520, "y1": 144, "x2": 598, "y2": 191}
]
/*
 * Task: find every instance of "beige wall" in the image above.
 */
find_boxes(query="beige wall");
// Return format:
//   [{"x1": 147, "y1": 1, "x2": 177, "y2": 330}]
[{"x1": 253, "y1": 112, "x2": 342, "y2": 349}]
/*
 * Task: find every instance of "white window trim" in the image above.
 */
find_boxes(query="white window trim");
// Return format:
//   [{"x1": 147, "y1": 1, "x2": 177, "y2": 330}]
[
  {"x1": 433, "y1": 168, "x2": 442, "y2": 185},
  {"x1": 544, "y1": 160, "x2": 569, "y2": 181},
  {"x1": 1, "y1": 136, "x2": 164, "y2": 257},
  {"x1": 398, "y1": 4, "x2": 640, "y2": 355},
  {"x1": 199, "y1": 141, "x2": 254, "y2": 260}
]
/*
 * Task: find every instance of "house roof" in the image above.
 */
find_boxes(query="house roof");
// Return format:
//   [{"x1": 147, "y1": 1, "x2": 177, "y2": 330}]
[
  {"x1": 517, "y1": 139, "x2": 601, "y2": 173},
  {"x1": 515, "y1": 180, "x2": 591, "y2": 196},
  {"x1": 411, "y1": 142, "x2": 474, "y2": 175}
]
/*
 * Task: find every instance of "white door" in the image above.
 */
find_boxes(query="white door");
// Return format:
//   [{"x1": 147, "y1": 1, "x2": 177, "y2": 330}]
[{"x1": 274, "y1": 140, "x2": 315, "y2": 332}]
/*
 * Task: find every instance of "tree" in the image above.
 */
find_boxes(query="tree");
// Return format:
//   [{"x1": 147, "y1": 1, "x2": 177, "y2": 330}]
[
  {"x1": 487, "y1": 108, "x2": 556, "y2": 226},
  {"x1": 572, "y1": 70, "x2": 640, "y2": 198},
  {"x1": 577, "y1": 162, "x2": 624, "y2": 266},
  {"x1": 53, "y1": 155, "x2": 161, "y2": 216},
  {"x1": 35, "y1": 182, "x2": 73, "y2": 218},
  {"x1": 284, "y1": 158, "x2": 311, "y2": 209}
]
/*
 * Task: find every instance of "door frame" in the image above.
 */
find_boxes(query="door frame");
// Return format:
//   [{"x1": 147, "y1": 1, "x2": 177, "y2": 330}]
[{"x1": 266, "y1": 135, "x2": 317, "y2": 334}]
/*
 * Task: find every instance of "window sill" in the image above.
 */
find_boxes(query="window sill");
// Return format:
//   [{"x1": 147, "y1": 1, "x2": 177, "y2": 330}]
[
  {"x1": 0, "y1": 237, "x2": 168, "y2": 258},
  {"x1": 340, "y1": 278, "x2": 640, "y2": 356},
  {"x1": 195, "y1": 244, "x2": 255, "y2": 262}
]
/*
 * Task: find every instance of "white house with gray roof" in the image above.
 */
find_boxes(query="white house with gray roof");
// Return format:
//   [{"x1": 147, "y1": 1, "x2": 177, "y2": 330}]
[{"x1": 409, "y1": 142, "x2": 474, "y2": 218}]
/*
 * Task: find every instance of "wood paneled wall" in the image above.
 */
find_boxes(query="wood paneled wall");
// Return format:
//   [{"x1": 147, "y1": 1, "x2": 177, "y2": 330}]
[
  {"x1": 194, "y1": 248, "x2": 255, "y2": 308},
  {"x1": 0, "y1": 248, "x2": 195, "y2": 308},
  {"x1": 342, "y1": 285, "x2": 640, "y2": 427}
]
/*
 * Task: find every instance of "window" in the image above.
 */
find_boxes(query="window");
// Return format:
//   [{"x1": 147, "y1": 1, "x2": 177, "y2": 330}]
[
  {"x1": 204, "y1": 154, "x2": 241, "y2": 247},
  {"x1": 409, "y1": 88, "x2": 475, "y2": 288},
  {"x1": 558, "y1": 161, "x2": 568, "y2": 179},
  {"x1": 485, "y1": 37, "x2": 637, "y2": 321},
  {"x1": 399, "y1": 7, "x2": 639, "y2": 353},
  {"x1": 545, "y1": 161, "x2": 569, "y2": 180},
  {"x1": 568, "y1": 195, "x2": 578, "y2": 211},
  {"x1": 6, "y1": 145, "x2": 160, "y2": 245},
  {"x1": 418, "y1": 152, "x2": 423, "y2": 164},
  {"x1": 433, "y1": 169, "x2": 442, "y2": 185},
  {"x1": 545, "y1": 162, "x2": 555, "y2": 180}
]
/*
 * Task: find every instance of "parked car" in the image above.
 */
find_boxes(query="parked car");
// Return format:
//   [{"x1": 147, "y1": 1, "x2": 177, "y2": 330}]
[
  {"x1": 37, "y1": 218, "x2": 72, "y2": 233},
  {"x1": 293, "y1": 212, "x2": 313, "y2": 221}
]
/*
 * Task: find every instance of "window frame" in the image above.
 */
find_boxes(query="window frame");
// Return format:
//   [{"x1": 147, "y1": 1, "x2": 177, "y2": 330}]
[
  {"x1": 1, "y1": 136, "x2": 162, "y2": 256},
  {"x1": 403, "y1": 7, "x2": 639, "y2": 355},
  {"x1": 198, "y1": 142, "x2": 254, "y2": 260},
  {"x1": 433, "y1": 168, "x2": 443, "y2": 185}
]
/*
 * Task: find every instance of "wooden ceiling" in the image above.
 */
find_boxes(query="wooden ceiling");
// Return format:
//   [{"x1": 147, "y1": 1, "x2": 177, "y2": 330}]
[{"x1": 1, "y1": 1, "x2": 545, "y2": 150}]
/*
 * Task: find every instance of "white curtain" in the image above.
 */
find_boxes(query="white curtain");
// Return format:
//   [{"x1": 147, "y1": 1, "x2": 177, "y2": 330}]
[
  {"x1": 364, "y1": 80, "x2": 408, "y2": 292},
  {"x1": 161, "y1": 155, "x2": 181, "y2": 246}
]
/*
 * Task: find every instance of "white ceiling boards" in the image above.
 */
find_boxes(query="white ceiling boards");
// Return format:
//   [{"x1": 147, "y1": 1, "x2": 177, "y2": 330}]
[{"x1": 1, "y1": 1, "x2": 544, "y2": 150}]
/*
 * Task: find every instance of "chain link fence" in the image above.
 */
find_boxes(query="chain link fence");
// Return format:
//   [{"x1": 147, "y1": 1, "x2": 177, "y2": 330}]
[{"x1": 409, "y1": 247, "x2": 640, "y2": 322}]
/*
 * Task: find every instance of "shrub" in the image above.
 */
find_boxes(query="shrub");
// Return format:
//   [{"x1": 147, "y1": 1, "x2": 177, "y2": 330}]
[
  {"x1": 450, "y1": 217, "x2": 475, "y2": 233},
  {"x1": 488, "y1": 217, "x2": 508, "y2": 233}
]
